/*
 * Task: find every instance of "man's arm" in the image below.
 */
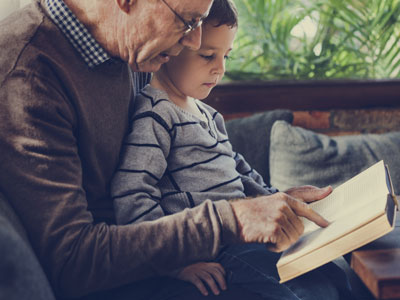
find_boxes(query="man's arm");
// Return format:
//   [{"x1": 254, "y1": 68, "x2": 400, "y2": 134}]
[{"x1": 0, "y1": 72, "x2": 238, "y2": 298}]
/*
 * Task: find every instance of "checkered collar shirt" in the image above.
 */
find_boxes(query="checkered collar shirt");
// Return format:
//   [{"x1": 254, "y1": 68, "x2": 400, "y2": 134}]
[{"x1": 45, "y1": 0, "x2": 111, "y2": 68}]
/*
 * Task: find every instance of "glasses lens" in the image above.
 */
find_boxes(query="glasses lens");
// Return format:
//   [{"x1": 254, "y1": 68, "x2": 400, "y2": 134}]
[
  {"x1": 194, "y1": 19, "x2": 203, "y2": 29},
  {"x1": 183, "y1": 19, "x2": 203, "y2": 35}
]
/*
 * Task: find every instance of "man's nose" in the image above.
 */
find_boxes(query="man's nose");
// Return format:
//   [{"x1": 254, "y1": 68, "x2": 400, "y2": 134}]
[{"x1": 179, "y1": 26, "x2": 202, "y2": 50}]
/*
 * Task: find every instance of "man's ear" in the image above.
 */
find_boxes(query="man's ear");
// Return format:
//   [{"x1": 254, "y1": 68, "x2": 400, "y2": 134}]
[{"x1": 115, "y1": 0, "x2": 135, "y2": 13}]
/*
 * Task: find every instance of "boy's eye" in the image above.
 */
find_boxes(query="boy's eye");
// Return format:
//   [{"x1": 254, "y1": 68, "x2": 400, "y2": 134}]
[{"x1": 200, "y1": 54, "x2": 214, "y2": 60}]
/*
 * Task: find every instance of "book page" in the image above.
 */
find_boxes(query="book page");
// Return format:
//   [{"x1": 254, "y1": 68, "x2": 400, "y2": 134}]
[
  {"x1": 302, "y1": 161, "x2": 389, "y2": 234},
  {"x1": 279, "y1": 161, "x2": 391, "y2": 266},
  {"x1": 278, "y1": 197, "x2": 387, "y2": 266}
]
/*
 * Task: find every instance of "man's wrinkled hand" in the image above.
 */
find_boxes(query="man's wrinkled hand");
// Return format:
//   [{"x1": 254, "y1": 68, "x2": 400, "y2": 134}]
[
  {"x1": 285, "y1": 185, "x2": 332, "y2": 203},
  {"x1": 230, "y1": 187, "x2": 331, "y2": 252}
]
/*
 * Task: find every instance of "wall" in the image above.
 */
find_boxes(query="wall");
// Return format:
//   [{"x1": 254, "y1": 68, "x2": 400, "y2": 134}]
[
  {"x1": 292, "y1": 109, "x2": 400, "y2": 136},
  {"x1": 204, "y1": 80, "x2": 400, "y2": 136}
]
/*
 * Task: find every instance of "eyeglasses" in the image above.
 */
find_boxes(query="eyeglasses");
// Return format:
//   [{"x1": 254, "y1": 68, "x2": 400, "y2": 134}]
[{"x1": 161, "y1": 0, "x2": 204, "y2": 35}]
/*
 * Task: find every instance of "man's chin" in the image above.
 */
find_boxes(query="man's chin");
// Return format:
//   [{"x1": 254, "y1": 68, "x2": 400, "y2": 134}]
[
  {"x1": 131, "y1": 57, "x2": 167, "y2": 73},
  {"x1": 130, "y1": 63, "x2": 160, "y2": 73}
]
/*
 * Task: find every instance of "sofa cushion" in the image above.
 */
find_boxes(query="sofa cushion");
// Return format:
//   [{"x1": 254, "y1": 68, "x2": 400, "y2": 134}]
[
  {"x1": 225, "y1": 110, "x2": 293, "y2": 186},
  {"x1": 0, "y1": 193, "x2": 56, "y2": 300},
  {"x1": 269, "y1": 120, "x2": 400, "y2": 193}
]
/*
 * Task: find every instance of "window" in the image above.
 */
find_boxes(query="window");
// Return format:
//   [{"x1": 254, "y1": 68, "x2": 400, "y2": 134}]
[{"x1": 227, "y1": 0, "x2": 400, "y2": 81}]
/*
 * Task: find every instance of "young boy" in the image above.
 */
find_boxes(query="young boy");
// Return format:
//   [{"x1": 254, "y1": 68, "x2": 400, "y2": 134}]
[{"x1": 111, "y1": 1, "x2": 347, "y2": 299}]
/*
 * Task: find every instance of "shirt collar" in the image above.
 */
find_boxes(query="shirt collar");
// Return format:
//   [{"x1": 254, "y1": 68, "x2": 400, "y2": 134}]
[{"x1": 45, "y1": 0, "x2": 110, "y2": 68}]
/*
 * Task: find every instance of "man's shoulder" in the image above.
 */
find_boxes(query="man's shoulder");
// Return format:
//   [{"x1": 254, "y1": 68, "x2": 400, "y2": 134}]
[
  {"x1": 0, "y1": 3, "x2": 44, "y2": 75},
  {"x1": 0, "y1": 3, "x2": 45, "y2": 40},
  {"x1": 0, "y1": 2, "x2": 77, "y2": 84}
]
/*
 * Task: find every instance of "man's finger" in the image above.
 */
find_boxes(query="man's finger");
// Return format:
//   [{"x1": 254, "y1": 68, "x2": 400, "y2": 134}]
[
  {"x1": 306, "y1": 185, "x2": 332, "y2": 202},
  {"x1": 286, "y1": 185, "x2": 332, "y2": 203},
  {"x1": 287, "y1": 197, "x2": 329, "y2": 227},
  {"x1": 266, "y1": 225, "x2": 291, "y2": 252},
  {"x1": 276, "y1": 209, "x2": 301, "y2": 245},
  {"x1": 287, "y1": 209, "x2": 305, "y2": 236}
]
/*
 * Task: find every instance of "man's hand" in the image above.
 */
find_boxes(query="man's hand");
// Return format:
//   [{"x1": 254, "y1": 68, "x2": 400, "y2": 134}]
[
  {"x1": 174, "y1": 262, "x2": 227, "y2": 296},
  {"x1": 230, "y1": 186, "x2": 332, "y2": 252},
  {"x1": 285, "y1": 185, "x2": 332, "y2": 203}
]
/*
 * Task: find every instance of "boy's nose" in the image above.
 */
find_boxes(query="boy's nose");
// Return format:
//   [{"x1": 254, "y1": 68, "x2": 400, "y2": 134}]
[{"x1": 213, "y1": 58, "x2": 226, "y2": 75}]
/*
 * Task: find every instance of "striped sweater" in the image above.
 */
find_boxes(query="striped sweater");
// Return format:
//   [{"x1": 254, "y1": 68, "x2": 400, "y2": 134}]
[{"x1": 111, "y1": 85, "x2": 277, "y2": 225}]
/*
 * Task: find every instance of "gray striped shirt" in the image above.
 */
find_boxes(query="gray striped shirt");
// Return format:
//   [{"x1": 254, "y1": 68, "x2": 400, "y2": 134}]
[{"x1": 111, "y1": 85, "x2": 277, "y2": 225}]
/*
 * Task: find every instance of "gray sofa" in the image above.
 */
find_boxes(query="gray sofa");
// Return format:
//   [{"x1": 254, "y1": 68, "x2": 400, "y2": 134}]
[
  {"x1": 3, "y1": 109, "x2": 399, "y2": 299},
  {"x1": 0, "y1": 193, "x2": 56, "y2": 299},
  {"x1": 226, "y1": 110, "x2": 400, "y2": 300}
]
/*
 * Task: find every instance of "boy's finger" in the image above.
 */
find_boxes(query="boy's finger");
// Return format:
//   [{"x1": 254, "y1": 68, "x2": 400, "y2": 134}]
[
  {"x1": 191, "y1": 275, "x2": 209, "y2": 296},
  {"x1": 213, "y1": 271, "x2": 227, "y2": 291},
  {"x1": 199, "y1": 271, "x2": 220, "y2": 295},
  {"x1": 213, "y1": 262, "x2": 226, "y2": 276},
  {"x1": 209, "y1": 265, "x2": 227, "y2": 290}
]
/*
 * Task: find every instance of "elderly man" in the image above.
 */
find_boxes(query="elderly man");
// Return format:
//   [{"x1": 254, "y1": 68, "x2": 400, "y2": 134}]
[{"x1": 0, "y1": 0, "x2": 349, "y2": 299}]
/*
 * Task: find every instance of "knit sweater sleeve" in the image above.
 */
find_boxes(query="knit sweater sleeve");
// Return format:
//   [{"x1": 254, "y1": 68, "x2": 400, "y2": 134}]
[
  {"x1": 111, "y1": 105, "x2": 171, "y2": 225},
  {"x1": 234, "y1": 151, "x2": 278, "y2": 196}
]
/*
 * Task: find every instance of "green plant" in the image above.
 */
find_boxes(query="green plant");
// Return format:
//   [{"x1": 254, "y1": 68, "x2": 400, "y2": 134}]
[{"x1": 227, "y1": 0, "x2": 400, "y2": 81}]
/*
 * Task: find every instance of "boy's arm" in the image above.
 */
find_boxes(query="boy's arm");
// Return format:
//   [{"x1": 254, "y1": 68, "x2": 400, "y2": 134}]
[
  {"x1": 210, "y1": 108, "x2": 278, "y2": 196},
  {"x1": 233, "y1": 151, "x2": 278, "y2": 196},
  {"x1": 111, "y1": 110, "x2": 171, "y2": 224}
]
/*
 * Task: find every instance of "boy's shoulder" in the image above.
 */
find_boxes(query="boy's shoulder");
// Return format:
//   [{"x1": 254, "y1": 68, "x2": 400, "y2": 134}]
[
  {"x1": 135, "y1": 85, "x2": 176, "y2": 116},
  {"x1": 136, "y1": 85, "x2": 170, "y2": 110},
  {"x1": 134, "y1": 85, "x2": 189, "y2": 126}
]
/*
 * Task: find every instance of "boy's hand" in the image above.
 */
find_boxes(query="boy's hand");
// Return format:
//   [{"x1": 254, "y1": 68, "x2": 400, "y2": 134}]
[{"x1": 175, "y1": 262, "x2": 227, "y2": 296}]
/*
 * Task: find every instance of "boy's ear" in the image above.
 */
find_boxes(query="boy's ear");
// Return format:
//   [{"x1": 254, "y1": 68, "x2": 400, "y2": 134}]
[{"x1": 115, "y1": 0, "x2": 135, "y2": 13}]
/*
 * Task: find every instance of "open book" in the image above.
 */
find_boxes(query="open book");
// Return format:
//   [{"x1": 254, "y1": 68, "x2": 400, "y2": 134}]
[{"x1": 277, "y1": 160, "x2": 398, "y2": 283}]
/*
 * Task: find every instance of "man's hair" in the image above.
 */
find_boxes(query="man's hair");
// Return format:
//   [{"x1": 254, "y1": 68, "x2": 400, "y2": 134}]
[{"x1": 204, "y1": 0, "x2": 238, "y2": 28}]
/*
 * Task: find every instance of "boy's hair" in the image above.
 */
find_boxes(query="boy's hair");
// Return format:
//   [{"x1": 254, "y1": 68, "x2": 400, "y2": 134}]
[{"x1": 204, "y1": 0, "x2": 238, "y2": 28}]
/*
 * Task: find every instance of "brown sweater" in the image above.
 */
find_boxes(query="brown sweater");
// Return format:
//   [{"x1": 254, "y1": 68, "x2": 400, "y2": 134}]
[{"x1": 0, "y1": 1, "x2": 238, "y2": 298}]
